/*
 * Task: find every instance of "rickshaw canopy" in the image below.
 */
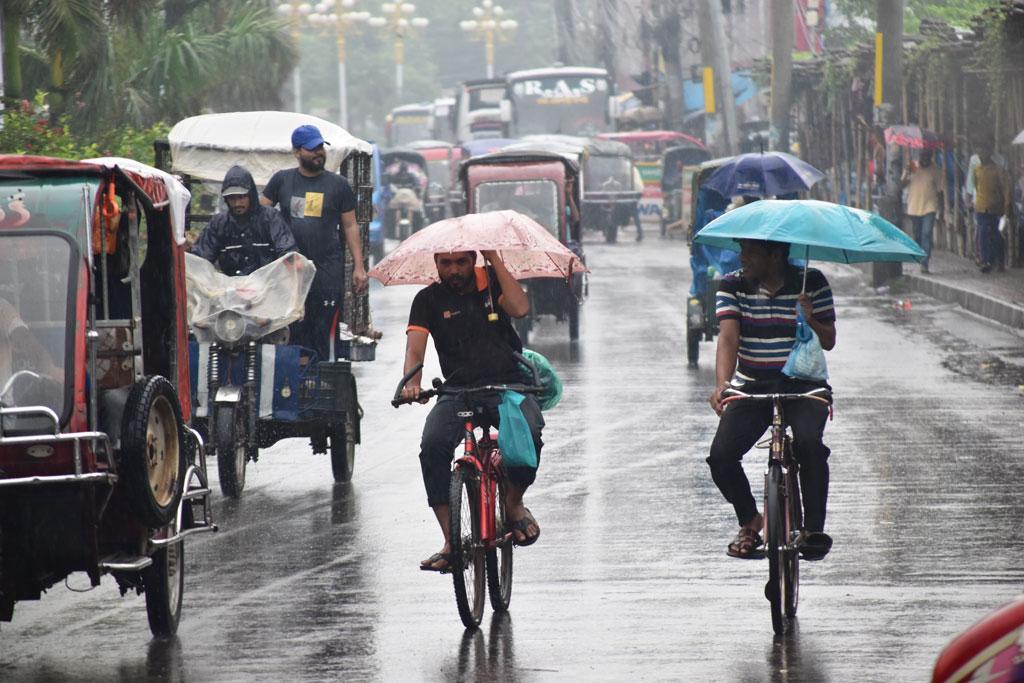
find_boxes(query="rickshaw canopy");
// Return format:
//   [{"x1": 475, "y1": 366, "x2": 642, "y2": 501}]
[
  {"x1": 167, "y1": 111, "x2": 372, "y2": 186},
  {"x1": 0, "y1": 154, "x2": 190, "y2": 245}
]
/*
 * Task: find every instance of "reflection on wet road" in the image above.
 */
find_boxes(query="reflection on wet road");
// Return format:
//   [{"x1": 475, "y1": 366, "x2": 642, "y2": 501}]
[{"x1": 2, "y1": 235, "x2": 1022, "y2": 681}]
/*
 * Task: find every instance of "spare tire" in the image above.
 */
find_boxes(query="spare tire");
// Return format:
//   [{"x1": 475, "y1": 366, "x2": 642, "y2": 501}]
[{"x1": 120, "y1": 376, "x2": 186, "y2": 528}]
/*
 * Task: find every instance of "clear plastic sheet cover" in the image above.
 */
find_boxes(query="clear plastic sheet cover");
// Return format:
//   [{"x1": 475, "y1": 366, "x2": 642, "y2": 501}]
[{"x1": 185, "y1": 252, "x2": 316, "y2": 344}]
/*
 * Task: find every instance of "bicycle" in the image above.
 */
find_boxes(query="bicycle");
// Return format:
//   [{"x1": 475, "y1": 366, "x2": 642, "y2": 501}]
[
  {"x1": 392, "y1": 354, "x2": 543, "y2": 629},
  {"x1": 720, "y1": 386, "x2": 833, "y2": 635}
]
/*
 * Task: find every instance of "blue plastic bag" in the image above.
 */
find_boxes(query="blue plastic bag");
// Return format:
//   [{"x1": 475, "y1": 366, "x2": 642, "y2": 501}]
[
  {"x1": 782, "y1": 306, "x2": 828, "y2": 382},
  {"x1": 497, "y1": 390, "x2": 538, "y2": 469}
]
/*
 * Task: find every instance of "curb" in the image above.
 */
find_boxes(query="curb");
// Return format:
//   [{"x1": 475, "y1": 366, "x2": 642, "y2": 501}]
[{"x1": 899, "y1": 274, "x2": 1024, "y2": 329}]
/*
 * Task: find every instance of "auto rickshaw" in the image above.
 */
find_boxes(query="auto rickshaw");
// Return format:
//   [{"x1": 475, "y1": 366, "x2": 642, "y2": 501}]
[
  {"x1": 155, "y1": 111, "x2": 376, "y2": 496},
  {"x1": 685, "y1": 156, "x2": 742, "y2": 367},
  {"x1": 460, "y1": 150, "x2": 586, "y2": 342},
  {"x1": 407, "y1": 140, "x2": 462, "y2": 224},
  {"x1": 0, "y1": 155, "x2": 215, "y2": 636},
  {"x1": 598, "y1": 130, "x2": 706, "y2": 231},
  {"x1": 381, "y1": 148, "x2": 429, "y2": 239},
  {"x1": 511, "y1": 135, "x2": 641, "y2": 244},
  {"x1": 660, "y1": 145, "x2": 712, "y2": 239}
]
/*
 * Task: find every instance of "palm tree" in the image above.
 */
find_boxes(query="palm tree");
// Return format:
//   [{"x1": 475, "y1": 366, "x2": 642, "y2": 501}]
[{"x1": 4, "y1": 1, "x2": 295, "y2": 134}]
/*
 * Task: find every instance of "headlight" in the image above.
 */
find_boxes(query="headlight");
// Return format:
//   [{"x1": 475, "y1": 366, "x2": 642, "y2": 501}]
[{"x1": 214, "y1": 310, "x2": 245, "y2": 344}]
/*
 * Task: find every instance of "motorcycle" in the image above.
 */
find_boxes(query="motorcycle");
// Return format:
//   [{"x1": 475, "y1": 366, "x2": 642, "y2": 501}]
[{"x1": 186, "y1": 252, "x2": 364, "y2": 496}]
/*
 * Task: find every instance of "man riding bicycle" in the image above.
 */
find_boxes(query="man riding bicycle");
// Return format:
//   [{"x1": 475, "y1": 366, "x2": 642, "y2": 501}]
[
  {"x1": 400, "y1": 250, "x2": 543, "y2": 572},
  {"x1": 707, "y1": 239, "x2": 836, "y2": 561}
]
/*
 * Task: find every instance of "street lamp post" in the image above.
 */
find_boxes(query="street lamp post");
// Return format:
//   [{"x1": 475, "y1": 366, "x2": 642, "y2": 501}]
[
  {"x1": 309, "y1": 0, "x2": 371, "y2": 129},
  {"x1": 368, "y1": 3, "x2": 428, "y2": 99},
  {"x1": 459, "y1": 0, "x2": 517, "y2": 79},
  {"x1": 276, "y1": 1, "x2": 315, "y2": 112}
]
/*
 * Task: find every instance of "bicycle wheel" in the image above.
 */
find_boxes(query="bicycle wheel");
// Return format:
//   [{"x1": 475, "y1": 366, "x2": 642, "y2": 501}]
[
  {"x1": 486, "y1": 476, "x2": 513, "y2": 611},
  {"x1": 784, "y1": 455, "x2": 801, "y2": 619},
  {"x1": 764, "y1": 462, "x2": 787, "y2": 635},
  {"x1": 450, "y1": 467, "x2": 486, "y2": 628}
]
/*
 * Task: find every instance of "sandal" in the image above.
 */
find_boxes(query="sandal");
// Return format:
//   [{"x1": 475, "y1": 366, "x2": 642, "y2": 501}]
[
  {"x1": 510, "y1": 507, "x2": 541, "y2": 547},
  {"x1": 727, "y1": 527, "x2": 764, "y2": 559},
  {"x1": 419, "y1": 552, "x2": 452, "y2": 573}
]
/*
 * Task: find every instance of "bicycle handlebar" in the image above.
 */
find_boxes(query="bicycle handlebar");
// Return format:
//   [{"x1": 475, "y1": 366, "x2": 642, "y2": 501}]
[
  {"x1": 391, "y1": 353, "x2": 544, "y2": 408},
  {"x1": 721, "y1": 386, "x2": 832, "y2": 408}
]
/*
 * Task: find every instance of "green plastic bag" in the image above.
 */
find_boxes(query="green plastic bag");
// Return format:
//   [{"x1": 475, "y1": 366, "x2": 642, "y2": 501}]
[
  {"x1": 519, "y1": 348, "x2": 563, "y2": 411},
  {"x1": 497, "y1": 390, "x2": 538, "y2": 469}
]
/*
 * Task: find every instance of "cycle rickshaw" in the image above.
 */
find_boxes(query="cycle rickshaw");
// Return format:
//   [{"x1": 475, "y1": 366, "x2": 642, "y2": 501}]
[{"x1": 155, "y1": 111, "x2": 376, "y2": 495}]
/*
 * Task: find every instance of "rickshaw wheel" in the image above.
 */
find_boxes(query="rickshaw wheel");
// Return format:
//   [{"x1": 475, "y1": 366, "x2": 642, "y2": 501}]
[
  {"x1": 568, "y1": 302, "x2": 580, "y2": 341},
  {"x1": 121, "y1": 377, "x2": 186, "y2": 528},
  {"x1": 604, "y1": 223, "x2": 618, "y2": 244},
  {"x1": 215, "y1": 405, "x2": 246, "y2": 498},
  {"x1": 142, "y1": 512, "x2": 186, "y2": 637},
  {"x1": 330, "y1": 413, "x2": 356, "y2": 483},
  {"x1": 686, "y1": 328, "x2": 701, "y2": 367}
]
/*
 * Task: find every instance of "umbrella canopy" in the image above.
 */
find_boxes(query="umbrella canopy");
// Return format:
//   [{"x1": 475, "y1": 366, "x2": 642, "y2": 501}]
[
  {"x1": 693, "y1": 199, "x2": 926, "y2": 264},
  {"x1": 884, "y1": 125, "x2": 944, "y2": 150},
  {"x1": 1013, "y1": 129, "x2": 1024, "y2": 145},
  {"x1": 702, "y1": 152, "x2": 825, "y2": 198},
  {"x1": 368, "y1": 210, "x2": 588, "y2": 286}
]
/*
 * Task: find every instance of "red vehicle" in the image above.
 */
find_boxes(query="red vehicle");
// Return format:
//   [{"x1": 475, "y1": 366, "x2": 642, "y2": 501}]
[
  {"x1": 932, "y1": 597, "x2": 1024, "y2": 683},
  {"x1": 460, "y1": 150, "x2": 585, "y2": 342},
  {"x1": 598, "y1": 131, "x2": 706, "y2": 229},
  {"x1": 0, "y1": 155, "x2": 215, "y2": 636},
  {"x1": 407, "y1": 140, "x2": 464, "y2": 221}
]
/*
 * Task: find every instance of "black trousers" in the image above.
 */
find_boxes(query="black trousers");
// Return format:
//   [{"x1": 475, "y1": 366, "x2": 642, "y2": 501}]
[
  {"x1": 290, "y1": 292, "x2": 339, "y2": 362},
  {"x1": 707, "y1": 379, "x2": 831, "y2": 532},
  {"x1": 419, "y1": 392, "x2": 544, "y2": 507}
]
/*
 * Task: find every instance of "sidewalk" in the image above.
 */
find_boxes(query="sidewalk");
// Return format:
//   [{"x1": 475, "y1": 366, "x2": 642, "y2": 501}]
[{"x1": 896, "y1": 249, "x2": 1024, "y2": 329}]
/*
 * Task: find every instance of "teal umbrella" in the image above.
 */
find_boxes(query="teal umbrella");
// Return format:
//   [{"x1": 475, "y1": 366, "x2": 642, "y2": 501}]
[{"x1": 694, "y1": 199, "x2": 925, "y2": 264}]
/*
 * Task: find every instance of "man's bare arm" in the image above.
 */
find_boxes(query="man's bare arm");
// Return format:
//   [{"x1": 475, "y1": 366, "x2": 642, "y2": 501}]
[
  {"x1": 341, "y1": 210, "x2": 368, "y2": 293},
  {"x1": 710, "y1": 318, "x2": 740, "y2": 415},
  {"x1": 481, "y1": 250, "x2": 529, "y2": 318},
  {"x1": 400, "y1": 329, "x2": 429, "y2": 401}
]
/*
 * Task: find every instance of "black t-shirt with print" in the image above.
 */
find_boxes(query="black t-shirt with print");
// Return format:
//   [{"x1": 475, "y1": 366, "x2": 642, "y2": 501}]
[
  {"x1": 263, "y1": 168, "x2": 357, "y2": 295},
  {"x1": 407, "y1": 267, "x2": 523, "y2": 387}
]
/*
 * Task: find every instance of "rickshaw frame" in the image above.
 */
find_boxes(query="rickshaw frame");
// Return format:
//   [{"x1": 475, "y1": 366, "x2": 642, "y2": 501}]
[{"x1": 0, "y1": 154, "x2": 215, "y2": 636}]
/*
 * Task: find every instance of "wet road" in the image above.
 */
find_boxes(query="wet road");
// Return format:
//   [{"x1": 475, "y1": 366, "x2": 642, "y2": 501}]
[{"x1": 2, "y1": 232, "x2": 1024, "y2": 681}]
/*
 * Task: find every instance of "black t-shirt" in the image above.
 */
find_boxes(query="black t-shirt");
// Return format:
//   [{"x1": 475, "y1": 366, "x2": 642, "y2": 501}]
[
  {"x1": 407, "y1": 267, "x2": 523, "y2": 387},
  {"x1": 263, "y1": 168, "x2": 357, "y2": 295}
]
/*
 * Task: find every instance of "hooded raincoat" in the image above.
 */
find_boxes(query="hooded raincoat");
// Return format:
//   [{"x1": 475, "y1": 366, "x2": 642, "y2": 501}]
[{"x1": 192, "y1": 165, "x2": 297, "y2": 276}]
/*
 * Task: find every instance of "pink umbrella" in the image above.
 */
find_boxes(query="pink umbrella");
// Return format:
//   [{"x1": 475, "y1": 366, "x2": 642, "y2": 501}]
[{"x1": 368, "y1": 210, "x2": 588, "y2": 286}]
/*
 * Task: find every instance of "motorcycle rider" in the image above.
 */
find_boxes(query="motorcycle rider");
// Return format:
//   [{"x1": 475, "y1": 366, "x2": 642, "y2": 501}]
[{"x1": 192, "y1": 165, "x2": 297, "y2": 276}]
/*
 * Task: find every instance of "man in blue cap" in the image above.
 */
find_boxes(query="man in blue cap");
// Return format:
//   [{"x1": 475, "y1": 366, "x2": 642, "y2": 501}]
[{"x1": 262, "y1": 124, "x2": 369, "y2": 360}]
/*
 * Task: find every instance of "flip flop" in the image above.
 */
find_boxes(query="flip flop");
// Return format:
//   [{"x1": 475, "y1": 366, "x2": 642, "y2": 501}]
[
  {"x1": 510, "y1": 507, "x2": 540, "y2": 547},
  {"x1": 419, "y1": 552, "x2": 452, "y2": 573}
]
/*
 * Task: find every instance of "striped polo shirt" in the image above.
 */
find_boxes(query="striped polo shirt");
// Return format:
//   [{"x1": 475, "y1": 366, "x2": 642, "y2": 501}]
[{"x1": 715, "y1": 265, "x2": 835, "y2": 383}]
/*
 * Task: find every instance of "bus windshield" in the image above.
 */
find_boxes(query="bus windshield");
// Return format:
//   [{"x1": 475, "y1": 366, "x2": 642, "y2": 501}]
[{"x1": 510, "y1": 74, "x2": 610, "y2": 136}]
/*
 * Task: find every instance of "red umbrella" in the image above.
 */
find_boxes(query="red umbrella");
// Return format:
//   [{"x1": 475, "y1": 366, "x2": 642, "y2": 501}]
[
  {"x1": 368, "y1": 210, "x2": 588, "y2": 286},
  {"x1": 883, "y1": 125, "x2": 944, "y2": 150}
]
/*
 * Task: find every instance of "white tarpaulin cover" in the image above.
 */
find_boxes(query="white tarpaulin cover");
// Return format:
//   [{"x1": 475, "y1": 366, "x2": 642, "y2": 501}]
[
  {"x1": 168, "y1": 111, "x2": 372, "y2": 187},
  {"x1": 185, "y1": 252, "x2": 316, "y2": 344},
  {"x1": 83, "y1": 156, "x2": 192, "y2": 245}
]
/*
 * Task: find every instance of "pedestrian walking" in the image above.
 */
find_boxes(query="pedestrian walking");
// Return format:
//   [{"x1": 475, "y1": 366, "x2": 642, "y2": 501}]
[
  {"x1": 902, "y1": 150, "x2": 943, "y2": 273},
  {"x1": 971, "y1": 145, "x2": 1010, "y2": 273}
]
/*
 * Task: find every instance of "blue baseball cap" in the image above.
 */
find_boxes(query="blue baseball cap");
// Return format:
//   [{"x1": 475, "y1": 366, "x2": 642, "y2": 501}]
[{"x1": 291, "y1": 124, "x2": 329, "y2": 150}]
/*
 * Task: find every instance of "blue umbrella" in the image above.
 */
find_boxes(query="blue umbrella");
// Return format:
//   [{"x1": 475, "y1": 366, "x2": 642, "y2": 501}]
[
  {"x1": 694, "y1": 199, "x2": 925, "y2": 289},
  {"x1": 703, "y1": 152, "x2": 826, "y2": 198}
]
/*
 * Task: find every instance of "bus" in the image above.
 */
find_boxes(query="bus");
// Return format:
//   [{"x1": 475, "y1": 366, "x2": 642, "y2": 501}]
[
  {"x1": 385, "y1": 103, "x2": 435, "y2": 147},
  {"x1": 504, "y1": 66, "x2": 615, "y2": 138},
  {"x1": 453, "y1": 78, "x2": 508, "y2": 142}
]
